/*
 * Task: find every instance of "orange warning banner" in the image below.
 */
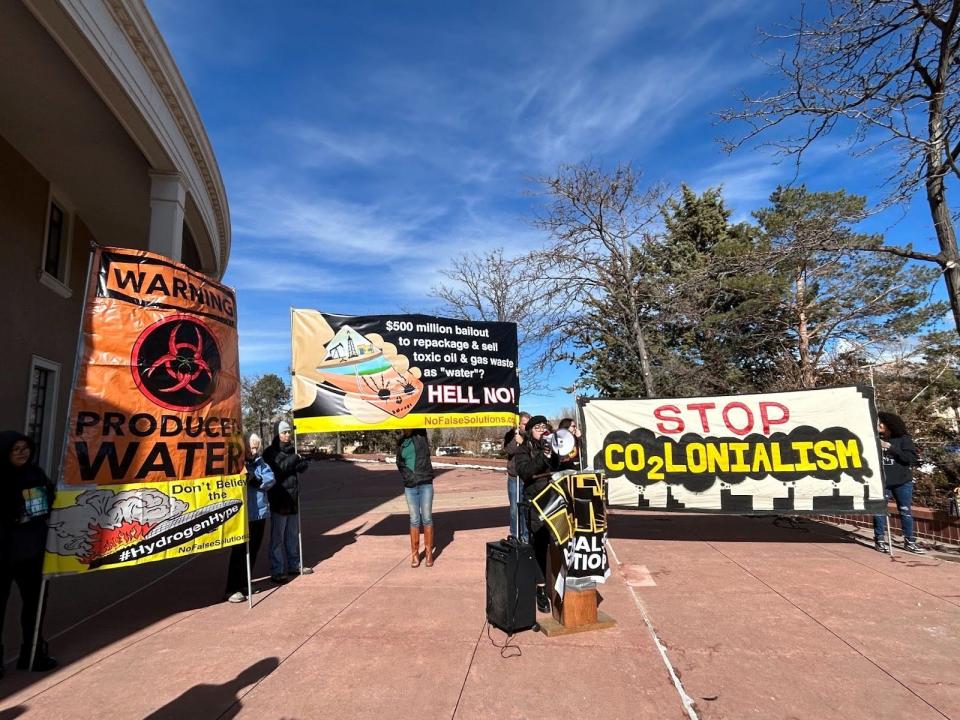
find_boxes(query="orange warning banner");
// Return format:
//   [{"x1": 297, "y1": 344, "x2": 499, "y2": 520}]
[
  {"x1": 45, "y1": 247, "x2": 245, "y2": 576},
  {"x1": 62, "y1": 247, "x2": 242, "y2": 486}
]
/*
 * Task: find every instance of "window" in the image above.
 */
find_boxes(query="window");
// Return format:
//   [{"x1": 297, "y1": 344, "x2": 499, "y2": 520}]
[
  {"x1": 24, "y1": 356, "x2": 61, "y2": 476},
  {"x1": 45, "y1": 202, "x2": 65, "y2": 277},
  {"x1": 39, "y1": 191, "x2": 73, "y2": 298}
]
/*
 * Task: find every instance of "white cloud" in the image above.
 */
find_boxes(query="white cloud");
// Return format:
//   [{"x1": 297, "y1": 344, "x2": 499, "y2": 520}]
[
  {"x1": 230, "y1": 189, "x2": 448, "y2": 264},
  {"x1": 225, "y1": 253, "x2": 347, "y2": 293},
  {"x1": 276, "y1": 122, "x2": 413, "y2": 168}
]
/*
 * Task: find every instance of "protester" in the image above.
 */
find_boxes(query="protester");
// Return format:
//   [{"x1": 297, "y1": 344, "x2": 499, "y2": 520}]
[
  {"x1": 397, "y1": 429, "x2": 436, "y2": 567},
  {"x1": 264, "y1": 421, "x2": 312, "y2": 582},
  {"x1": 224, "y1": 434, "x2": 276, "y2": 602},
  {"x1": 873, "y1": 412, "x2": 925, "y2": 554},
  {"x1": 556, "y1": 417, "x2": 582, "y2": 471},
  {"x1": 515, "y1": 415, "x2": 559, "y2": 613},
  {"x1": 0, "y1": 432, "x2": 56, "y2": 673},
  {"x1": 503, "y1": 412, "x2": 531, "y2": 542}
]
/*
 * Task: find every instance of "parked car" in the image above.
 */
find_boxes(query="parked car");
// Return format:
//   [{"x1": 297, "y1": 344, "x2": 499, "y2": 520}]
[{"x1": 436, "y1": 445, "x2": 464, "y2": 457}]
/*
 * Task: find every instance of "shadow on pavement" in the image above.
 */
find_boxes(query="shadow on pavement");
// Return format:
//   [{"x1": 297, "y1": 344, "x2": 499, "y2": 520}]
[
  {"x1": 1, "y1": 460, "x2": 404, "y2": 701},
  {"x1": 143, "y1": 656, "x2": 280, "y2": 720},
  {"x1": 0, "y1": 706, "x2": 27, "y2": 719},
  {"x1": 609, "y1": 511, "x2": 856, "y2": 544},
  {"x1": 363, "y1": 505, "x2": 509, "y2": 560}
]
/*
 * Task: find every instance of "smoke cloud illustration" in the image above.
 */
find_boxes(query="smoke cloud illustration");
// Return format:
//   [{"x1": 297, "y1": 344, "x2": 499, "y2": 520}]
[{"x1": 46, "y1": 488, "x2": 189, "y2": 559}]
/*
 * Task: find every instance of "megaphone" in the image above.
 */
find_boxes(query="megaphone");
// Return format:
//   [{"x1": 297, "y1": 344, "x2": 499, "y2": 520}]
[{"x1": 549, "y1": 428, "x2": 576, "y2": 456}]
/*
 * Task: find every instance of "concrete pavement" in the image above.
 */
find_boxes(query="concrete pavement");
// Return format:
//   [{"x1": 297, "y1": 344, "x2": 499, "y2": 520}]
[{"x1": 0, "y1": 459, "x2": 957, "y2": 719}]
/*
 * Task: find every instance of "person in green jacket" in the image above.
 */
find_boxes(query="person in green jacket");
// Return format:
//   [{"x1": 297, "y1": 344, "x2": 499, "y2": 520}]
[{"x1": 397, "y1": 429, "x2": 435, "y2": 567}]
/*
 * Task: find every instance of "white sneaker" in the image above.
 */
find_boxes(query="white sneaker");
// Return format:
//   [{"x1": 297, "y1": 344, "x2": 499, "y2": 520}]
[
  {"x1": 226, "y1": 591, "x2": 246, "y2": 603},
  {"x1": 903, "y1": 542, "x2": 926, "y2": 554}
]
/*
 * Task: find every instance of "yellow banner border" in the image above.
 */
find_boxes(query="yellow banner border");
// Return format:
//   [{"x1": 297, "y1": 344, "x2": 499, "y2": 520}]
[{"x1": 294, "y1": 411, "x2": 518, "y2": 433}]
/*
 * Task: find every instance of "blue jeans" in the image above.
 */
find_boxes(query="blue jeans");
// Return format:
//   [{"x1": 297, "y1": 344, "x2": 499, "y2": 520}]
[
  {"x1": 270, "y1": 513, "x2": 301, "y2": 575},
  {"x1": 507, "y1": 475, "x2": 529, "y2": 542},
  {"x1": 873, "y1": 482, "x2": 915, "y2": 542},
  {"x1": 405, "y1": 484, "x2": 434, "y2": 527}
]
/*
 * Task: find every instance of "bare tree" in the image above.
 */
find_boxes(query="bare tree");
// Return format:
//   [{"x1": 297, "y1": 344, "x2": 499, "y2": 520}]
[
  {"x1": 720, "y1": 0, "x2": 960, "y2": 336},
  {"x1": 241, "y1": 373, "x2": 291, "y2": 440},
  {"x1": 532, "y1": 163, "x2": 669, "y2": 397},
  {"x1": 430, "y1": 248, "x2": 555, "y2": 393}
]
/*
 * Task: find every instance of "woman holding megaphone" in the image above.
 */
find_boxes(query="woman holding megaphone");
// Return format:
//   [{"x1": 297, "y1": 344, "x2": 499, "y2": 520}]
[{"x1": 515, "y1": 415, "x2": 559, "y2": 613}]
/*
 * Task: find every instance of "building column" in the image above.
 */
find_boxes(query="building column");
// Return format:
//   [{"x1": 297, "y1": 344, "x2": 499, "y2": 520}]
[{"x1": 148, "y1": 171, "x2": 185, "y2": 261}]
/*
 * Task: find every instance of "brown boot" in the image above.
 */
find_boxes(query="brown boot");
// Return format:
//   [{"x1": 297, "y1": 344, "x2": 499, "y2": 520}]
[
  {"x1": 424, "y1": 525, "x2": 435, "y2": 567},
  {"x1": 409, "y1": 526, "x2": 421, "y2": 567}
]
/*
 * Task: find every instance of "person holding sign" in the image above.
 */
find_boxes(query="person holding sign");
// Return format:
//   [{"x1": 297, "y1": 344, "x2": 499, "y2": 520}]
[
  {"x1": 503, "y1": 412, "x2": 531, "y2": 542},
  {"x1": 265, "y1": 421, "x2": 312, "y2": 582},
  {"x1": 515, "y1": 415, "x2": 560, "y2": 613},
  {"x1": 397, "y1": 429, "x2": 436, "y2": 567},
  {"x1": 224, "y1": 434, "x2": 276, "y2": 602},
  {"x1": 0, "y1": 432, "x2": 56, "y2": 673},
  {"x1": 873, "y1": 412, "x2": 925, "y2": 554}
]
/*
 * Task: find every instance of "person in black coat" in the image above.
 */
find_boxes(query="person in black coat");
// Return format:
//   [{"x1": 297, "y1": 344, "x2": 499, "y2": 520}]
[
  {"x1": 514, "y1": 415, "x2": 559, "y2": 613},
  {"x1": 503, "y1": 412, "x2": 531, "y2": 542},
  {"x1": 263, "y1": 421, "x2": 311, "y2": 582},
  {"x1": 872, "y1": 412, "x2": 925, "y2": 554},
  {"x1": 0, "y1": 431, "x2": 57, "y2": 673},
  {"x1": 397, "y1": 429, "x2": 436, "y2": 567}
]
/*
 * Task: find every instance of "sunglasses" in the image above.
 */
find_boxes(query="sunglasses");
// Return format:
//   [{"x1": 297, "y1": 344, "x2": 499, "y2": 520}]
[{"x1": 531, "y1": 423, "x2": 548, "y2": 431}]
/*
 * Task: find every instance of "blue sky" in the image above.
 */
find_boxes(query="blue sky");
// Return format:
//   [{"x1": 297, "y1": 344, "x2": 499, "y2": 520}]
[{"x1": 149, "y1": 0, "x2": 946, "y2": 418}]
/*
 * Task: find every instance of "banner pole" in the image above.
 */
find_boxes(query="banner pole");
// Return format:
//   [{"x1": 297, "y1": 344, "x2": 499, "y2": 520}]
[
  {"x1": 34, "y1": 246, "x2": 97, "y2": 643},
  {"x1": 245, "y1": 539, "x2": 253, "y2": 610},
  {"x1": 48, "y1": 246, "x2": 98, "y2": 521},
  {"x1": 575, "y1": 394, "x2": 586, "y2": 472},
  {"x1": 244, "y1": 480, "x2": 253, "y2": 609},
  {"x1": 28, "y1": 577, "x2": 48, "y2": 671},
  {"x1": 290, "y1": 307, "x2": 305, "y2": 576},
  {"x1": 886, "y1": 511, "x2": 895, "y2": 558}
]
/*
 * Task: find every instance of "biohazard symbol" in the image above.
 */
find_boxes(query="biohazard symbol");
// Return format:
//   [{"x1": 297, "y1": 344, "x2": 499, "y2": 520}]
[
  {"x1": 146, "y1": 324, "x2": 212, "y2": 395},
  {"x1": 131, "y1": 314, "x2": 221, "y2": 411}
]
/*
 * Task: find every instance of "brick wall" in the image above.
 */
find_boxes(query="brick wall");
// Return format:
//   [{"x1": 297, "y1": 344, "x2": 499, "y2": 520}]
[{"x1": 816, "y1": 504, "x2": 960, "y2": 546}]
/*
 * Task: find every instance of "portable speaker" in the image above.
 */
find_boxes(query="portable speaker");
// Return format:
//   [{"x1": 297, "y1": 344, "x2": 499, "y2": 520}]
[{"x1": 485, "y1": 538, "x2": 537, "y2": 633}]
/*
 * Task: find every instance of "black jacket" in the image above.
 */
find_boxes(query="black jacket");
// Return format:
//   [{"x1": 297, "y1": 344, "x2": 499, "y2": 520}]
[
  {"x1": 264, "y1": 438, "x2": 307, "y2": 515},
  {"x1": 0, "y1": 432, "x2": 55, "y2": 526},
  {"x1": 503, "y1": 429, "x2": 524, "y2": 477},
  {"x1": 514, "y1": 435, "x2": 559, "y2": 502},
  {"x1": 881, "y1": 436, "x2": 918, "y2": 488},
  {"x1": 0, "y1": 431, "x2": 56, "y2": 564},
  {"x1": 397, "y1": 433, "x2": 434, "y2": 488}
]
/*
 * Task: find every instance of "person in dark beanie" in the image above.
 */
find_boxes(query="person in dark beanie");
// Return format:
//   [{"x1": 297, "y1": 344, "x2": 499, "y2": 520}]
[
  {"x1": 396, "y1": 429, "x2": 436, "y2": 567},
  {"x1": 872, "y1": 412, "x2": 925, "y2": 554},
  {"x1": 0, "y1": 432, "x2": 57, "y2": 673},
  {"x1": 514, "y1": 415, "x2": 559, "y2": 613},
  {"x1": 264, "y1": 421, "x2": 311, "y2": 582}
]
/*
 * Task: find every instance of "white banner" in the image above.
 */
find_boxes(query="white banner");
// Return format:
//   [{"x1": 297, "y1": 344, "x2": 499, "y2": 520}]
[{"x1": 581, "y1": 386, "x2": 886, "y2": 513}]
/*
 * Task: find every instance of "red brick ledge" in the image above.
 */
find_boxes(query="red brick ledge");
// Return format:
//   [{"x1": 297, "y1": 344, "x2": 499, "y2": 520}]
[{"x1": 815, "y1": 503, "x2": 960, "y2": 547}]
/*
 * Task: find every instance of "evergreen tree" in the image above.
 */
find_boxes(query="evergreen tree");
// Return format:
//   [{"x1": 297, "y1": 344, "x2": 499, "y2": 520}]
[
  {"x1": 752, "y1": 187, "x2": 946, "y2": 388},
  {"x1": 657, "y1": 185, "x2": 788, "y2": 394}
]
